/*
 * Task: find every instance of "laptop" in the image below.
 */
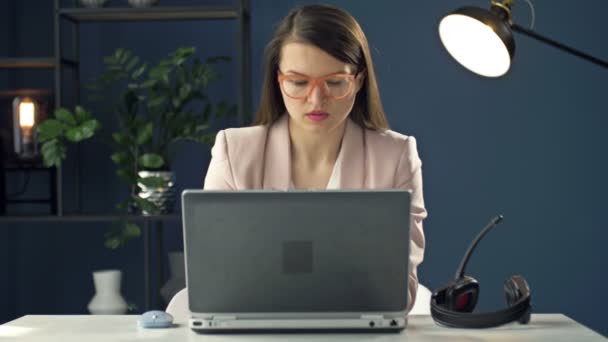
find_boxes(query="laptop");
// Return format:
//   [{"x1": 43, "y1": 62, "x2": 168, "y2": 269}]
[{"x1": 181, "y1": 189, "x2": 412, "y2": 332}]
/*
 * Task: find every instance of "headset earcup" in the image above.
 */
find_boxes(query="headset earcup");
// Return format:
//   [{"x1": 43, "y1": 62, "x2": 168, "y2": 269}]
[
  {"x1": 446, "y1": 276, "x2": 479, "y2": 312},
  {"x1": 504, "y1": 277, "x2": 520, "y2": 306},
  {"x1": 504, "y1": 275, "x2": 531, "y2": 324}
]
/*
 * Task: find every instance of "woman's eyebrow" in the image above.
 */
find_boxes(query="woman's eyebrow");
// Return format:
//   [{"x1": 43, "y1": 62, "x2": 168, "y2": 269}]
[{"x1": 284, "y1": 70, "x2": 348, "y2": 76}]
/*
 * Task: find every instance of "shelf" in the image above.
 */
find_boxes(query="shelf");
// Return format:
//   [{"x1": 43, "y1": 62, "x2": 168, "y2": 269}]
[
  {"x1": 0, "y1": 213, "x2": 181, "y2": 223},
  {"x1": 59, "y1": 6, "x2": 239, "y2": 22},
  {"x1": 0, "y1": 57, "x2": 79, "y2": 69},
  {"x1": 0, "y1": 58, "x2": 55, "y2": 69}
]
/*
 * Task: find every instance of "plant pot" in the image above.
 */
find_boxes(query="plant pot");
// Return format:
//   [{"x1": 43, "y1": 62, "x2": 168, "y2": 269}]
[
  {"x1": 137, "y1": 170, "x2": 176, "y2": 215},
  {"x1": 160, "y1": 251, "x2": 186, "y2": 305},
  {"x1": 87, "y1": 270, "x2": 128, "y2": 315},
  {"x1": 79, "y1": 0, "x2": 109, "y2": 8},
  {"x1": 128, "y1": 0, "x2": 159, "y2": 8}
]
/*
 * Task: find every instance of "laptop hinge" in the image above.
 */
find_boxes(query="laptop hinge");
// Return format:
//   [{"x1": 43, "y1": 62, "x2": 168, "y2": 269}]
[
  {"x1": 360, "y1": 314, "x2": 384, "y2": 320},
  {"x1": 212, "y1": 315, "x2": 237, "y2": 321}
]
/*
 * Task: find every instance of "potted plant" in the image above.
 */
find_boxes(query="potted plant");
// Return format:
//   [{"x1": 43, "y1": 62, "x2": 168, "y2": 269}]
[{"x1": 38, "y1": 46, "x2": 236, "y2": 248}]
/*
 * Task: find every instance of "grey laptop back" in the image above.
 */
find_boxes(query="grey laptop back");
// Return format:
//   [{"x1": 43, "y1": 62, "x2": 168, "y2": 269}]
[{"x1": 182, "y1": 190, "x2": 411, "y2": 331}]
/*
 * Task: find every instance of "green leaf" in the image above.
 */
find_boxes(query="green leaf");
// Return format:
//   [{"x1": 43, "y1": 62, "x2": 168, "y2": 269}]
[
  {"x1": 114, "y1": 48, "x2": 125, "y2": 61},
  {"x1": 40, "y1": 139, "x2": 66, "y2": 167},
  {"x1": 172, "y1": 97, "x2": 181, "y2": 109},
  {"x1": 112, "y1": 132, "x2": 130, "y2": 146},
  {"x1": 195, "y1": 124, "x2": 210, "y2": 134},
  {"x1": 149, "y1": 65, "x2": 169, "y2": 83},
  {"x1": 54, "y1": 108, "x2": 77, "y2": 126},
  {"x1": 115, "y1": 199, "x2": 130, "y2": 210},
  {"x1": 37, "y1": 119, "x2": 64, "y2": 142},
  {"x1": 174, "y1": 47, "x2": 196, "y2": 58},
  {"x1": 116, "y1": 168, "x2": 137, "y2": 184},
  {"x1": 136, "y1": 122, "x2": 154, "y2": 145},
  {"x1": 131, "y1": 62, "x2": 147, "y2": 79},
  {"x1": 74, "y1": 106, "x2": 90, "y2": 122},
  {"x1": 119, "y1": 50, "x2": 132, "y2": 65},
  {"x1": 206, "y1": 55, "x2": 231, "y2": 64},
  {"x1": 124, "y1": 223, "x2": 141, "y2": 238},
  {"x1": 110, "y1": 151, "x2": 131, "y2": 165},
  {"x1": 65, "y1": 120, "x2": 99, "y2": 143},
  {"x1": 140, "y1": 79, "x2": 157, "y2": 88},
  {"x1": 179, "y1": 84, "x2": 192, "y2": 101},
  {"x1": 132, "y1": 196, "x2": 159, "y2": 214},
  {"x1": 138, "y1": 153, "x2": 164, "y2": 169},
  {"x1": 125, "y1": 55, "x2": 139, "y2": 72},
  {"x1": 65, "y1": 127, "x2": 85, "y2": 142},
  {"x1": 80, "y1": 119, "x2": 101, "y2": 139},
  {"x1": 147, "y1": 96, "x2": 165, "y2": 108},
  {"x1": 137, "y1": 176, "x2": 167, "y2": 188},
  {"x1": 104, "y1": 236, "x2": 121, "y2": 249},
  {"x1": 197, "y1": 132, "x2": 217, "y2": 145}
]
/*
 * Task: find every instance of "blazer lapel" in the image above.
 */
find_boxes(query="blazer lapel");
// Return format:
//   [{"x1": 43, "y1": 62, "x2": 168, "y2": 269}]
[
  {"x1": 262, "y1": 114, "x2": 291, "y2": 190},
  {"x1": 328, "y1": 118, "x2": 366, "y2": 189}
]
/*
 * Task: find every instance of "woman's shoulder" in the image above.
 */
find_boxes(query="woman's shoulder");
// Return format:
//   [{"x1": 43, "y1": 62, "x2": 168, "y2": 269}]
[
  {"x1": 211, "y1": 124, "x2": 268, "y2": 162},
  {"x1": 221, "y1": 124, "x2": 268, "y2": 145},
  {"x1": 363, "y1": 126, "x2": 419, "y2": 155}
]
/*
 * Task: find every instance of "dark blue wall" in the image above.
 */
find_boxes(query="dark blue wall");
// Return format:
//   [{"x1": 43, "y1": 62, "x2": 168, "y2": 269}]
[{"x1": 1, "y1": 0, "x2": 606, "y2": 335}]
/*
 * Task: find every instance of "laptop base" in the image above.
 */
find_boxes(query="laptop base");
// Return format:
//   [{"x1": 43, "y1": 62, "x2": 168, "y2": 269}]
[{"x1": 189, "y1": 317, "x2": 407, "y2": 332}]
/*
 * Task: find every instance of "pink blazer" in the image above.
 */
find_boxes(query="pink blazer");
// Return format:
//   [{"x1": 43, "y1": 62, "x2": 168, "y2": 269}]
[{"x1": 204, "y1": 114, "x2": 427, "y2": 312}]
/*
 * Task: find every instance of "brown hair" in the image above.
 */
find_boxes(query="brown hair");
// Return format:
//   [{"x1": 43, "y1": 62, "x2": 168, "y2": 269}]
[{"x1": 253, "y1": 4, "x2": 389, "y2": 130}]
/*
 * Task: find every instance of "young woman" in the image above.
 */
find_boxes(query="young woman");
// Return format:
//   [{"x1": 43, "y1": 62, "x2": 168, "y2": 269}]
[{"x1": 204, "y1": 4, "x2": 426, "y2": 312}]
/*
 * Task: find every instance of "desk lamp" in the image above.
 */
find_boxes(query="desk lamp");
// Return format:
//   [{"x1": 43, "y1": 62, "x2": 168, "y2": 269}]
[{"x1": 438, "y1": 0, "x2": 608, "y2": 77}]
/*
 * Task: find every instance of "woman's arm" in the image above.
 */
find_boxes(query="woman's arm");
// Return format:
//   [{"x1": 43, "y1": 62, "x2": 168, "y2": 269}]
[
  {"x1": 203, "y1": 130, "x2": 236, "y2": 190},
  {"x1": 394, "y1": 136, "x2": 427, "y2": 313}
]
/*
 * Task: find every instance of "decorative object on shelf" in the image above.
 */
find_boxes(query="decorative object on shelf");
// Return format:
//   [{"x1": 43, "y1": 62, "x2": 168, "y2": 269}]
[
  {"x1": 87, "y1": 270, "x2": 128, "y2": 315},
  {"x1": 160, "y1": 251, "x2": 185, "y2": 305},
  {"x1": 3, "y1": 91, "x2": 52, "y2": 161},
  {"x1": 137, "y1": 170, "x2": 176, "y2": 215},
  {"x1": 38, "y1": 47, "x2": 235, "y2": 248},
  {"x1": 128, "y1": 0, "x2": 159, "y2": 8},
  {"x1": 79, "y1": 0, "x2": 109, "y2": 8},
  {"x1": 12, "y1": 97, "x2": 38, "y2": 159},
  {"x1": 0, "y1": 89, "x2": 57, "y2": 215}
]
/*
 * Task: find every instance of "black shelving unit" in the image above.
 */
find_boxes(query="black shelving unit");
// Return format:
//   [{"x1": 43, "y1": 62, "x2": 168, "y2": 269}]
[{"x1": 1, "y1": 0, "x2": 252, "y2": 311}]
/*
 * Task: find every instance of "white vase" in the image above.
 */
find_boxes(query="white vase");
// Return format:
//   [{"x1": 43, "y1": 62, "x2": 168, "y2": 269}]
[
  {"x1": 87, "y1": 270, "x2": 128, "y2": 315},
  {"x1": 160, "y1": 252, "x2": 186, "y2": 305}
]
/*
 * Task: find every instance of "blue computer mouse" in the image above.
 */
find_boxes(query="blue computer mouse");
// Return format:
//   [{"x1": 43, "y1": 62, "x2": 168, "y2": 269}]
[{"x1": 138, "y1": 310, "x2": 174, "y2": 328}]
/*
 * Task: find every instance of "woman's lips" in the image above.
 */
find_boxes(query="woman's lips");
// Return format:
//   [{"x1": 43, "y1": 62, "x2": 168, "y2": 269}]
[{"x1": 306, "y1": 111, "x2": 329, "y2": 122}]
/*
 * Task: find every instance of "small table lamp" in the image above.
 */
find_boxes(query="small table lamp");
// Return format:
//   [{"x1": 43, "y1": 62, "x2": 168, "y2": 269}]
[{"x1": 12, "y1": 96, "x2": 39, "y2": 159}]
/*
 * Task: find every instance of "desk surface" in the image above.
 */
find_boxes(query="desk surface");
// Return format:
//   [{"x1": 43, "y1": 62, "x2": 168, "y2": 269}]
[{"x1": 0, "y1": 314, "x2": 604, "y2": 341}]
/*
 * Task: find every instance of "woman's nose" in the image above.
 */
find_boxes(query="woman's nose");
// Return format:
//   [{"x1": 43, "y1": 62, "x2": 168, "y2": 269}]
[{"x1": 307, "y1": 83, "x2": 327, "y2": 105}]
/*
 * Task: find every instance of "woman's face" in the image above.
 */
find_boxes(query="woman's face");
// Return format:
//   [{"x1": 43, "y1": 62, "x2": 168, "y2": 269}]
[{"x1": 278, "y1": 42, "x2": 364, "y2": 135}]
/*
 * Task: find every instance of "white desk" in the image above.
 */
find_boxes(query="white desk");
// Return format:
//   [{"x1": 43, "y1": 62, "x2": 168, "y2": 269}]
[{"x1": 0, "y1": 314, "x2": 604, "y2": 341}]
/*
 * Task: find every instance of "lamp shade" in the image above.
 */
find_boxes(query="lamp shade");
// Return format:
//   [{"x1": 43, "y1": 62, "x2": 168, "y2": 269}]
[{"x1": 439, "y1": 6, "x2": 515, "y2": 77}]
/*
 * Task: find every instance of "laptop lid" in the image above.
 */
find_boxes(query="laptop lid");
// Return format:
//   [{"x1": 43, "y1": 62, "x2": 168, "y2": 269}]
[{"x1": 182, "y1": 190, "x2": 411, "y2": 319}]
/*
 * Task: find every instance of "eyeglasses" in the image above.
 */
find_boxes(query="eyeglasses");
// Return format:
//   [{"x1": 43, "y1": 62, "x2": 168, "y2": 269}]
[{"x1": 278, "y1": 71, "x2": 357, "y2": 100}]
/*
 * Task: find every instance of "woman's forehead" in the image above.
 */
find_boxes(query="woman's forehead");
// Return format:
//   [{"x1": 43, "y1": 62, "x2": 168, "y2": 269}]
[{"x1": 279, "y1": 42, "x2": 355, "y2": 76}]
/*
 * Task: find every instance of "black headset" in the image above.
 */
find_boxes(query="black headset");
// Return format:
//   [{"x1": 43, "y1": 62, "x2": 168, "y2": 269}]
[{"x1": 430, "y1": 215, "x2": 532, "y2": 328}]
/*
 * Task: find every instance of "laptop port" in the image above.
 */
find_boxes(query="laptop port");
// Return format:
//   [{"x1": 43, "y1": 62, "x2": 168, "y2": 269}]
[
  {"x1": 369, "y1": 321, "x2": 375, "y2": 327},
  {"x1": 390, "y1": 319, "x2": 398, "y2": 327},
  {"x1": 193, "y1": 321, "x2": 202, "y2": 326}
]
